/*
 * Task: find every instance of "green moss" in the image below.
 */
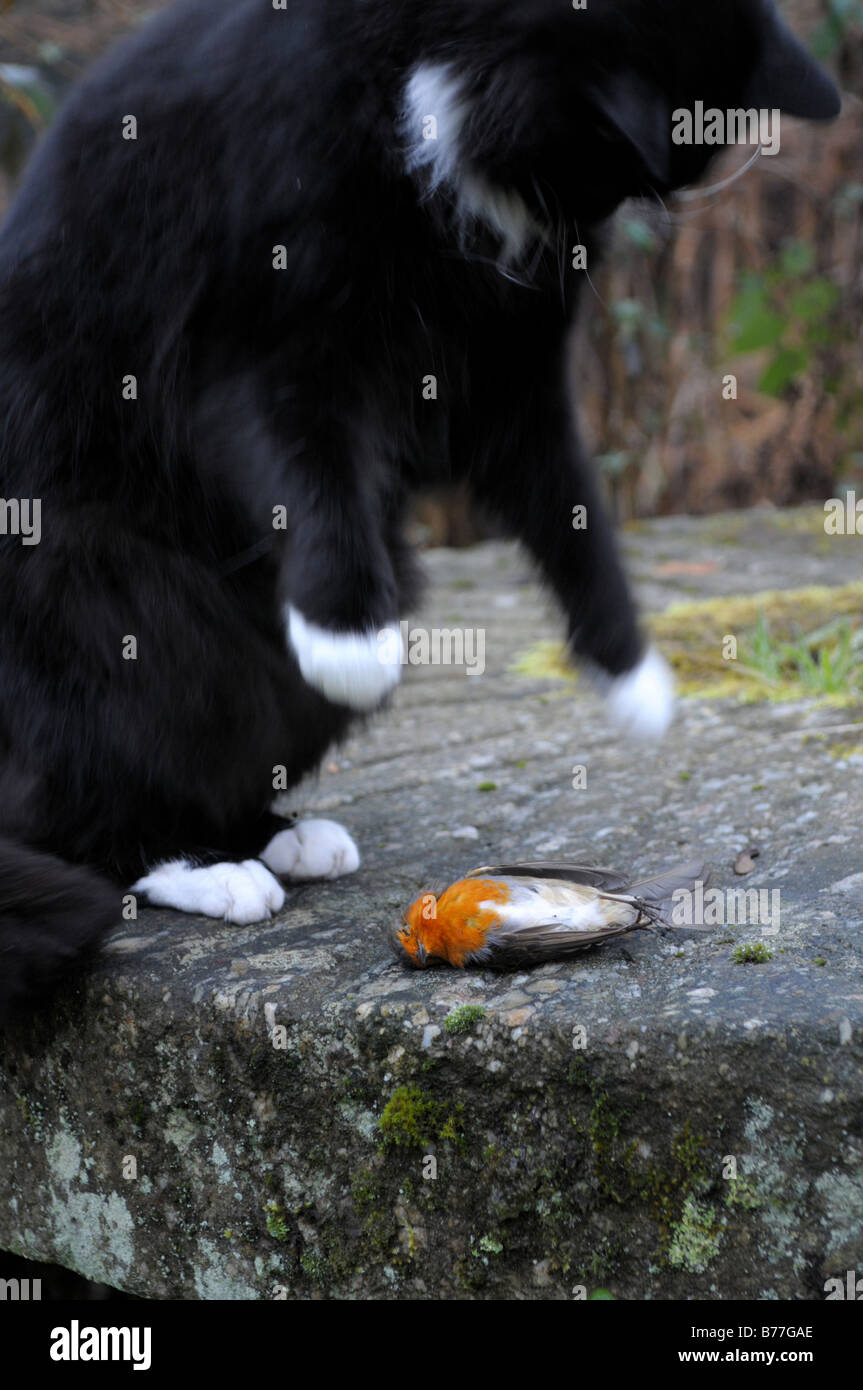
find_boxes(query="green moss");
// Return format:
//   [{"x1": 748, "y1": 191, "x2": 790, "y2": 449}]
[
  {"x1": 516, "y1": 581, "x2": 863, "y2": 707},
  {"x1": 378, "y1": 1085, "x2": 440, "y2": 1149},
  {"x1": 725, "y1": 1176, "x2": 764, "y2": 1211},
  {"x1": 350, "y1": 1167, "x2": 381, "y2": 1215},
  {"x1": 569, "y1": 1072, "x2": 645, "y2": 1207},
  {"x1": 444, "y1": 1004, "x2": 486, "y2": 1034},
  {"x1": 650, "y1": 582, "x2": 863, "y2": 705},
  {"x1": 732, "y1": 942, "x2": 774, "y2": 963},
  {"x1": 586, "y1": 1094, "x2": 639, "y2": 1203},
  {"x1": 813, "y1": 957, "x2": 827, "y2": 967},
  {"x1": 641, "y1": 1121, "x2": 711, "y2": 1245},
  {"x1": 566, "y1": 1056, "x2": 589, "y2": 1088},
  {"x1": 477, "y1": 781, "x2": 497, "y2": 792},
  {"x1": 363, "y1": 1208, "x2": 398, "y2": 1258},
  {"x1": 579, "y1": 1092, "x2": 713, "y2": 1258},
  {"x1": 562, "y1": 1063, "x2": 720, "y2": 1269},
  {"x1": 439, "y1": 1102, "x2": 467, "y2": 1154},
  {"x1": 264, "y1": 1201, "x2": 288, "y2": 1241},
  {"x1": 828, "y1": 743, "x2": 863, "y2": 760},
  {"x1": 400, "y1": 1223, "x2": 420, "y2": 1260},
  {"x1": 670, "y1": 1122, "x2": 707, "y2": 1179},
  {"x1": 334, "y1": 1074, "x2": 375, "y2": 1106},
  {"x1": 574, "y1": 1237, "x2": 621, "y2": 1285},
  {"x1": 667, "y1": 1197, "x2": 722, "y2": 1274},
  {"x1": 510, "y1": 640, "x2": 575, "y2": 683},
  {"x1": 299, "y1": 1252, "x2": 329, "y2": 1287},
  {"x1": 348, "y1": 1167, "x2": 399, "y2": 1260},
  {"x1": 456, "y1": 1231, "x2": 504, "y2": 1289},
  {"x1": 455, "y1": 1255, "x2": 487, "y2": 1291}
]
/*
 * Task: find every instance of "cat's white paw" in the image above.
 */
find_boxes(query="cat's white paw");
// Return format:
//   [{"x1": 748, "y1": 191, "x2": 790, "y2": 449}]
[
  {"x1": 260, "y1": 818, "x2": 360, "y2": 880},
  {"x1": 131, "y1": 858, "x2": 285, "y2": 923},
  {"x1": 286, "y1": 608, "x2": 402, "y2": 710},
  {"x1": 604, "y1": 647, "x2": 675, "y2": 741}
]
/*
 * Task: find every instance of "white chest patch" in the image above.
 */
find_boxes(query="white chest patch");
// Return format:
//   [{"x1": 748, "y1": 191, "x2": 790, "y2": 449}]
[
  {"x1": 402, "y1": 61, "x2": 541, "y2": 263},
  {"x1": 403, "y1": 63, "x2": 468, "y2": 192},
  {"x1": 485, "y1": 882, "x2": 610, "y2": 933}
]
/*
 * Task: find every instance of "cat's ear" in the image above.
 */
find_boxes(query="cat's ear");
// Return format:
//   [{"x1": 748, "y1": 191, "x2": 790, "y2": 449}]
[
  {"x1": 745, "y1": 8, "x2": 840, "y2": 119},
  {"x1": 589, "y1": 71, "x2": 672, "y2": 188}
]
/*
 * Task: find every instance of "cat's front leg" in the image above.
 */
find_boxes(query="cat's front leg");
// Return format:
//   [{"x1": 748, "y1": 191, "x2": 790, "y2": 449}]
[
  {"x1": 467, "y1": 348, "x2": 674, "y2": 740},
  {"x1": 194, "y1": 378, "x2": 406, "y2": 712},
  {"x1": 285, "y1": 607, "x2": 402, "y2": 711},
  {"x1": 279, "y1": 442, "x2": 405, "y2": 712}
]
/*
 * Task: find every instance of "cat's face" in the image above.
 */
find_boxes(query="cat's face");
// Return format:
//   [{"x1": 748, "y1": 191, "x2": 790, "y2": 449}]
[{"x1": 402, "y1": 0, "x2": 840, "y2": 225}]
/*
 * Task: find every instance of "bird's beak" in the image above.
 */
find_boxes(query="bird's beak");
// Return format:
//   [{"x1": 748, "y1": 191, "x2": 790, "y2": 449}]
[{"x1": 391, "y1": 922, "x2": 429, "y2": 968}]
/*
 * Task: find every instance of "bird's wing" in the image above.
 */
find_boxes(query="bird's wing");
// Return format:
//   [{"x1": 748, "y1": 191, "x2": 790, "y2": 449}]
[
  {"x1": 467, "y1": 919, "x2": 641, "y2": 969},
  {"x1": 466, "y1": 862, "x2": 630, "y2": 892}
]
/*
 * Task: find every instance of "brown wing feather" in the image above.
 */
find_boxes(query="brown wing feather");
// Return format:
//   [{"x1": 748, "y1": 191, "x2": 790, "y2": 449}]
[
  {"x1": 469, "y1": 920, "x2": 642, "y2": 969},
  {"x1": 466, "y1": 862, "x2": 630, "y2": 892}
]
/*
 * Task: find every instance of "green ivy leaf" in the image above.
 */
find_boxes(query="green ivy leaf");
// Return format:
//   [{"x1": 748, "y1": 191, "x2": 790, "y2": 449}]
[
  {"x1": 758, "y1": 346, "x2": 809, "y2": 396},
  {"x1": 779, "y1": 241, "x2": 816, "y2": 278},
  {"x1": 729, "y1": 289, "x2": 785, "y2": 353},
  {"x1": 790, "y1": 279, "x2": 840, "y2": 322}
]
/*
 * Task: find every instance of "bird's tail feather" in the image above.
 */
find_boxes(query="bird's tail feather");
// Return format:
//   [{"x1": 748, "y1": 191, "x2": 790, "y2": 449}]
[{"x1": 627, "y1": 859, "x2": 706, "y2": 925}]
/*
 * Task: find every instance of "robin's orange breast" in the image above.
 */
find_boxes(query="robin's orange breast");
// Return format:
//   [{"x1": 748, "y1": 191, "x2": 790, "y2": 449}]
[{"x1": 423, "y1": 877, "x2": 511, "y2": 965}]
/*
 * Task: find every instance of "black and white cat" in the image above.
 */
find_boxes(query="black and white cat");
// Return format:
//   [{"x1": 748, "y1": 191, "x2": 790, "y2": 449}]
[{"x1": 0, "y1": 0, "x2": 839, "y2": 1015}]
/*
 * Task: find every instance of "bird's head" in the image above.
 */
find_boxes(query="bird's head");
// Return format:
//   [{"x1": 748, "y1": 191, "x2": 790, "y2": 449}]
[{"x1": 389, "y1": 891, "x2": 439, "y2": 968}]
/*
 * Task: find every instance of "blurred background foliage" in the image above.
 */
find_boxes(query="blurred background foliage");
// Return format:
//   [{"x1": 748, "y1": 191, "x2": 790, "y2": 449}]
[
  {"x1": 577, "y1": 0, "x2": 863, "y2": 531},
  {"x1": 1, "y1": 0, "x2": 861, "y2": 540},
  {"x1": 577, "y1": 0, "x2": 863, "y2": 528}
]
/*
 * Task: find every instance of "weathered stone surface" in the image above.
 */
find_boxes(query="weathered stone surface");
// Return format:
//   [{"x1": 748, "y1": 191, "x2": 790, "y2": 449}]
[{"x1": 1, "y1": 505, "x2": 862, "y2": 1299}]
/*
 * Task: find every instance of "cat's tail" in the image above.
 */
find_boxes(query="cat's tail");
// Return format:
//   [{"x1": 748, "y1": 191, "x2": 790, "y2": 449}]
[{"x1": 0, "y1": 835, "x2": 118, "y2": 1022}]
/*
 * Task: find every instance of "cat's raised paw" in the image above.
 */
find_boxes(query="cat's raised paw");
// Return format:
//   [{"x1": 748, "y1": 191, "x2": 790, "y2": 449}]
[
  {"x1": 604, "y1": 646, "x2": 675, "y2": 741},
  {"x1": 131, "y1": 859, "x2": 286, "y2": 923},
  {"x1": 261, "y1": 818, "x2": 360, "y2": 880},
  {"x1": 286, "y1": 608, "x2": 402, "y2": 710}
]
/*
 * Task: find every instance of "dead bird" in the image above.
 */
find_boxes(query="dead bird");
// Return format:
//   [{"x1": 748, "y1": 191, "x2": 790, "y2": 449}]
[{"x1": 392, "y1": 859, "x2": 706, "y2": 968}]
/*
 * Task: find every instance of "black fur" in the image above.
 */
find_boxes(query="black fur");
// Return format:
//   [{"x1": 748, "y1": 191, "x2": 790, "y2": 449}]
[{"x1": 0, "y1": 0, "x2": 839, "y2": 1014}]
